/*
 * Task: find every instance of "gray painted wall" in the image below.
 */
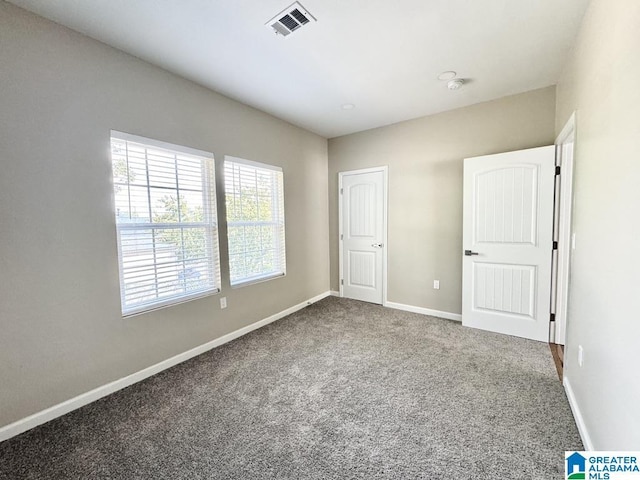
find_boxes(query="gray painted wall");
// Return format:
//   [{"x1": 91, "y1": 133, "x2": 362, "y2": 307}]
[
  {"x1": 555, "y1": 0, "x2": 640, "y2": 449},
  {"x1": 0, "y1": 2, "x2": 329, "y2": 428},
  {"x1": 328, "y1": 87, "x2": 556, "y2": 314}
]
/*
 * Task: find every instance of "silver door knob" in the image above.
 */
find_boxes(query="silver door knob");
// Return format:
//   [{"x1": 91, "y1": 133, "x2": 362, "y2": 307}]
[{"x1": 371, "y1": 243, "x2": 384, "y2": 248}]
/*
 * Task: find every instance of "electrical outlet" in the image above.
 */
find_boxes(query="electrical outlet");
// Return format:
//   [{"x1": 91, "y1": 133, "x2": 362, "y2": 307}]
[
  {"x1": 433, "y1": 280, "x2": 440, "y2": 290},
  {"x1": 220, "y1": 297, "x2": 227, "y2": 309},
  {"x1": 578, "y1": 345, "x2": 584, "y2": 367}
]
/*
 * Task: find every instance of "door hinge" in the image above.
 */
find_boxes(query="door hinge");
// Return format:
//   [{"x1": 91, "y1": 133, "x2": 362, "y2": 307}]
[
  {"x1": 555, "y1": 166, "x2": 561, "y2": 175},
  {"x1": 340, "y1": 234, "x2": 343, "y2": 240},
  {"x1": 553, "y1": 241, "x2": 558, "y2": 250},
  {"x1": 340, "y1": 188, "x2": 343, "y2": 194},
  {"x1": 341, "y1": 279, "x2": 344, "y2": 285},
  {"x1": 550, "y1": 313, "x2": 556, "y2": 322}
]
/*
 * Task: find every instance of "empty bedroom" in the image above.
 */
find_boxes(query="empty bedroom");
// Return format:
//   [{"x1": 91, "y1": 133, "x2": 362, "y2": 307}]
[{"x1": 1, "y1": 0, "x2": 638, "y2": 478}]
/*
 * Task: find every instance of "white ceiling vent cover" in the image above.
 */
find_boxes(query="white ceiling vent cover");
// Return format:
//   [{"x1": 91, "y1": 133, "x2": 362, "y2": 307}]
[{"x1": 266, "y1": 2, "x2": 316, "y2": 37}]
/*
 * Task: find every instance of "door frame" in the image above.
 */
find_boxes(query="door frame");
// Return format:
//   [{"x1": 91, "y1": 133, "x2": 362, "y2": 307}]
[
  {"x1": 338, "y1": 166, "x2": 389, "y2": 305},
  {"x1": 552, "y1": 112, "x2": 577, "y2": 345}
]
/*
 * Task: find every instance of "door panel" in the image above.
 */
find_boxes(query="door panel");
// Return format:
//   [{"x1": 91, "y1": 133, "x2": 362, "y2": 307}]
[
  {"x1": 473, "y1": 263, "x2": 535, "y2": 317},
  {"x1": 475, "y1": 166, "x2": 537, "y2": 244},
  {"x1": 348, "y1": 250, "x2": 377, "y2": 288},
  {"x1": 463, "y1": 146, "x2": 555, "y2": 342},
  {"x1": 348, "y1": 183, "x2": 376, "y2": 236},
  {"x1": 340, "y1": 169, "x2": 385, "y2": 304}
]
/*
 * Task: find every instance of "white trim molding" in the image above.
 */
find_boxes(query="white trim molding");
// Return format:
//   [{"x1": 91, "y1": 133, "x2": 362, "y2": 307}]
[
  {"x1": 329, "y1": 293, "x2": 461, "y2": 323},
  {"x1": 385, "y1": 301, "x2": 462, "y2": 322},
  {"x1": 552, "y1": 112, "x2": 577, "y2": 346},
  {"x1": 564, "y1": 376, "x2": 594, "y2": 450},
  {"x1": 0, "y1": 291, "x2": 332, "y2": 443}
]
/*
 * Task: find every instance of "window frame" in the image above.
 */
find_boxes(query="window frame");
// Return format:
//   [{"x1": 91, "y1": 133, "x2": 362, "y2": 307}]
[
  {"x1": 110, "y1": 131, "x2": 222, "y2": 317},
  {"x1": 224, "y1": 156, "x2": 286, "y2": 288}
]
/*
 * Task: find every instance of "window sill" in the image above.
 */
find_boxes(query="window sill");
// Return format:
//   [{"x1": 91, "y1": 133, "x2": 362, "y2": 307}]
[
  {"x1": 122, "y1": 288, "x2": 221, "y2": 318},
  {"x1": 230, "y1": 272, "x2": 286, "y2": 289}
]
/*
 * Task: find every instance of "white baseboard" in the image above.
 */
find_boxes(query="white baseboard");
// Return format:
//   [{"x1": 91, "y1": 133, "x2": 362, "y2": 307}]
[
  {"x1": 563, "y1": 376, "x2": 594, "y2": 450},
  {"x1": 330, "y1": 293, "x2": 460, "y2": 322},
  {"x1": 0, "y1": 291, "x2": 332, "y2": 443},
  {"x1": 385, "y1": 301, "x2": 462, "y2": 322}
]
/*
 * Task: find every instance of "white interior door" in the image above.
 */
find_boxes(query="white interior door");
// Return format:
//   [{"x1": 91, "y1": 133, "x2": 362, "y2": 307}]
[
  {"x1": 339, "y1": 168, "x2": 386, "y2": 304},
  {"x1": 462, "y1": 146, "x2": 555, "y2": 342}
]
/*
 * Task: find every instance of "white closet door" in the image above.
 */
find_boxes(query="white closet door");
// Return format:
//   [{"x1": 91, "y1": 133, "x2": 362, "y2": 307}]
[{"x1": 340, "y1": 169, "x2": 386, "y2": 304}]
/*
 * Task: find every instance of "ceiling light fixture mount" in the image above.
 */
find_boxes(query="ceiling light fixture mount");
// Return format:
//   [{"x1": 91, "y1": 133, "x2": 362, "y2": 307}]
[{"x1": 447, "y1": 78, "x2": 465, "y2": 90}]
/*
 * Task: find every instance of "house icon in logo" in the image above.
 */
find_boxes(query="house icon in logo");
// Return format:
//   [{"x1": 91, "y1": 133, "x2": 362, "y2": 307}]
[{"x1": 566, "y1": 452, "x2": 586, "y2": 479}]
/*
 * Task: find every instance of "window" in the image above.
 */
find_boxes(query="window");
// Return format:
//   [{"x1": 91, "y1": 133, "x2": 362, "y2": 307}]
[
  {"x1": 224, "y1": 157, "x2": 286, "y2": 286},
  {"x1": 110, "y1": 131, "x2": 221, "y2": 316}
]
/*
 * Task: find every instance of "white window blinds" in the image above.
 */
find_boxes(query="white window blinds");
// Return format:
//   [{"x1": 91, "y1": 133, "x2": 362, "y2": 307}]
[
  {"x1": 110, "y1": 131, "x2": 221, "y2": 316},
  {"x1": 224, "y1": 157, "x2": 286, "y2": 286}
]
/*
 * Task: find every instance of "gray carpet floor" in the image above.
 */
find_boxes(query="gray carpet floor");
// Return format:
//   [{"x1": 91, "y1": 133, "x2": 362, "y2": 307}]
[{"x1": 0, "y1": 297, "x2": 582, "y2": 479}]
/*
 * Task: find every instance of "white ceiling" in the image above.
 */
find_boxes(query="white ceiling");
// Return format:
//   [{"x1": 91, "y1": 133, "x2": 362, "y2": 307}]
[{"x1": 8, "y1": 0, "x2": 590, "y2": 138}]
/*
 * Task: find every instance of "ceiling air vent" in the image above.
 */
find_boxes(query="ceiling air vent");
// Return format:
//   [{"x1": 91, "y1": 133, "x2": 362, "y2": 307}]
[{"x1": 266, "y1": 2, "x2": 316, "y2": 37}]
